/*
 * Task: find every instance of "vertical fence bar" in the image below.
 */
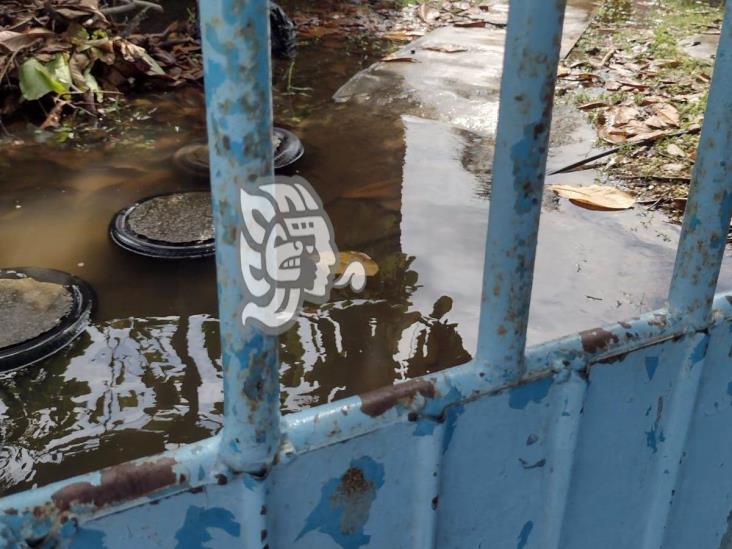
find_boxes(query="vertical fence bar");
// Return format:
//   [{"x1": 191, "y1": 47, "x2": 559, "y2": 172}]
[
  {"x1": 199, "y1": 0, "x2": 280, "y2": 472},
  {"x1": 668, "y1": 3, "x2": 732, "y2": 328},
  {"x1": 476, "y1": 0, "x2": 567, "y2": 379}
]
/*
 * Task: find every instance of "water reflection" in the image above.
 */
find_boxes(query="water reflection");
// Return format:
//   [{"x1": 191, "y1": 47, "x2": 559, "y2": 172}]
[{"x1": 0, "y1": 283, "x2": 470, "y2": 494}]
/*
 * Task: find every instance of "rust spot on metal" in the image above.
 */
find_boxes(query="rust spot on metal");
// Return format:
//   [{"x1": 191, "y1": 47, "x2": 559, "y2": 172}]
[
  {"x1": 260, "y1": 505, "x2": 267, "y2": 515},
  {"x1": 648, "y1": 314, "x2": 667, "y2": 328},
  {"x1": 579, "y1": 327, "x2": 619, "y2": 354},
  {"x1": 596, "y1": 350, "x2": 629, "y2": 365},
  {"x1": 431, "y1": 496, "x2": 439, "y2": 510},
  {"x1": 261, "y1": 529, "x2": 268, "y2": 541},
  {"x1": 216, "y1": 473, "x2": 228, "y2": 486},
  {"x1": 329, "y1": 466, "x2": 378, "y2": 535},
  {"x1": 51, "y1": 458, "x2": 177, "y2": 511},
  {"x1": 359, "y1": 379, "x2": 436, "y2": 417}
]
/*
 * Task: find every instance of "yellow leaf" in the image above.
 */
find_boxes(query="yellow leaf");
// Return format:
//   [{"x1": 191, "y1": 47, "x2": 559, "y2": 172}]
[
  {"x1": 337, "y1": 251, "x2": 379, "y2": 276},
  {"x1": 548, "y1": 184, "x2": 635, "y2": 211}
]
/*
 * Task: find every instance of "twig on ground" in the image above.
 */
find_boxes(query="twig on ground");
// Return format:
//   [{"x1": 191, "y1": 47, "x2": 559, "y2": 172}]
[{"x1": 102, "y1": 0, "x2": 163, "y2": 16}]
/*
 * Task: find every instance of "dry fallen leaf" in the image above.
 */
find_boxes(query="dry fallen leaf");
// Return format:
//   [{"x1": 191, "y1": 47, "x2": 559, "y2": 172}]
[
  {"x1": 454, "y1": 20, "x2": 488, "y2": 28},
  {"x1": 663, "y1": 163, "x2": 686, "y2": 173},
  {"x1": 549, "y1": 184, "x2": 636, "y2": 211},
  {"x1": 418, "y1": 3, "x2": 440, "y2": 23},
  {"x1": 627, "y1": 130, "x2": 666, "y2": 144},
  {"x1": 423, "y1": 44, "x2": 468, "y2": 53},
  {"x1": 382, "y1": 53, "x2": 418, "y2": 63},
  {"x1": 337, "y1": 251, "x2": 379, "y2": 276},
  {"x1": 666, "y1": 143, "x2": 686, "y2": 158},
  {"x1": 613, "y1": 105, "x2": 641, "y2": 125},
  {"x1": 382, "y1": 31, "x2": 411, "y2": 41},
  {"x1": 644, "y1": 115, "x2": 669, "y2": 130},
  {"x1": 640, "y1": 95, "x2": 669, "y2": 106},
  {"x1": 578, "y1": 101, "x2": 609, "y2": 111},
  {"x1": 653, "y1": 103, "x2": 680, "y2": 127}
]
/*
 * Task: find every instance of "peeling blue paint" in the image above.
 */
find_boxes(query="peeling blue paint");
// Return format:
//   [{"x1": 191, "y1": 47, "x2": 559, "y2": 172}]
[
  {"x1": 645, "y1": 357, "x2": 659, "y2": 381},
  {"x1": 517, "y1": 520, "x2": 534, "y2": 549},
  {"x1": 68, "y1": 527, "x2": 106, "y2": 548},
  {"x1": 509, "y1": 377, "x2": 553, "y2": 409},
  {"x1": 175, "y1": 506, "x2": 241, "y2": 548},
  {"x1": 297, "y1": 456, "x2": 385, "y2": 548},
  {"x1": 414, "y1": 387, "x2": 465, "y2": 453},
  {"x1": 645, "y1": 426, "x2": 666, "y2": 454}
]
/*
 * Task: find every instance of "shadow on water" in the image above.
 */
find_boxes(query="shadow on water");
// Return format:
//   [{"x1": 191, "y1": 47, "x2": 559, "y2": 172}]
[{"x1": 3, "y1": 0, "x2": 732, "y2": 496}]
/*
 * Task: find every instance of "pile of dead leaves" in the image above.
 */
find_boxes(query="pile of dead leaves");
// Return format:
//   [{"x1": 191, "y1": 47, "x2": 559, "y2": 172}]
[
  {"x1": 558, "y1": 0, "x2": 722, "y2": 222},
  {"x1": 0, "y1": 0, "x2": 202, "y2": 129},
  {"x1": 292, "y1": 0, "x2": 503, "y2": 43}
]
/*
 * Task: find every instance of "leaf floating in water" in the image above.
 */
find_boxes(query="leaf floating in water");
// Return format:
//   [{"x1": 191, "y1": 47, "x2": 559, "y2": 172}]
[
  {"x1": 548, "y1": 184, "x2": 636, "y2": 211},
  {"x1": 337, "y1": 251, "x2": 379, "y2": 277}
]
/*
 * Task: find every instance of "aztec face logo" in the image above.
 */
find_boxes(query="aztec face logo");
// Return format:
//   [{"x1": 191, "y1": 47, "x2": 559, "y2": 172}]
[{"x1": 240, "y1": 176, "x2": 366, "y2": 334}]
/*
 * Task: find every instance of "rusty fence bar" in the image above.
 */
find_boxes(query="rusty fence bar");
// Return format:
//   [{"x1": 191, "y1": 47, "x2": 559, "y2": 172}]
[
  {"x1": 476, "y1": 0, "x2": 568, "y2": 380},
  {"x1": 199, "y1": 0, "x2": 280, "y2": 473},
  {"x1": 668, "y1": 2, "x2": 732, "y2": 328}
]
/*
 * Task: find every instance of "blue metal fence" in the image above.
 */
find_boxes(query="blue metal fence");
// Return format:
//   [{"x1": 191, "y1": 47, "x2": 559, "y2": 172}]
[{"x1": 2, "y1": 0, "x2": 732, "y2": 547}]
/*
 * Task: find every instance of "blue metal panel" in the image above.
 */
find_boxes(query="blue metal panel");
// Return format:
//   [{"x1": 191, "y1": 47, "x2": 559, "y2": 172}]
[{"x1": 198, "y1": 0, "x2": 280, "y2": 472}]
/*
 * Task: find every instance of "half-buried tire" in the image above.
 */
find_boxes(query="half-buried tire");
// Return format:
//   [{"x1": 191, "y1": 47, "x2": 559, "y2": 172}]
[
  {"x1": 0, "y1": 267, "x2": 94, "y2": 372},
  {"x1": 172, "y1": 127, "x2": 304, "y2": 177}
]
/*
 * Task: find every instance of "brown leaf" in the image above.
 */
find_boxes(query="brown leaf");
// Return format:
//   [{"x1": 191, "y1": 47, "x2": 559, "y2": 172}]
[
  {"x1": 0, "y1": 29, "x2": 54, "y2": 53},
  {"x1": 618, "y1": 79, "x2": 649, "y2": 90},
  {"x1": 598, "y1": 125, "x2": 627, "y2": 144},
  {"x1": 578, "y1": 101, "x2": 609, "y2": 111},
  {"x1": 652, "y1": 103, "x2": 680, "y2": 127},
  {"x1": 382, "y1": 53, "x2": 417, "y2": 63},
  {"x1": 640, "y1": 95, "x2": 668, "y2": 106},
  {"x1": 612, "y1": 105, "x2": 641, "y2": 125},
  {"x1": 643, "y1": 115, "x2": 669, "y2": 130},
  {"x1": 337, "y1": 251, "x2": 379, "y2": 277},
  {"x1": 382, "y1": 31, "x2": 410, "y2": 41},
  {"x1": 418, "y1": 3, "x2": 440, "y2": 23},
  {"x1": 663, "y1": 163, "x2": 686, "y2": 173},
  {"x1": 423, "y1": 44, "x2": 468, "y2": 53},
  {"x1": 453, "y1": 20, "x2": 487, "y2": 28},
  {"x1": 627, "y1": 130, "x2": 666, "y2": 144},
  {"x1": 549, "y1": 184, "x2": 635, "y2": 211},
  {"x1": 666, "y1": 144, "x2": 686, "y2": 158}
]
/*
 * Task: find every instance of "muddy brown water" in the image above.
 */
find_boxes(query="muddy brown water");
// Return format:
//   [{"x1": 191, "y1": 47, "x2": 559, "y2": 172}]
[{"x1": 3, "y1": 1, "x2": 732, "y2": 496}]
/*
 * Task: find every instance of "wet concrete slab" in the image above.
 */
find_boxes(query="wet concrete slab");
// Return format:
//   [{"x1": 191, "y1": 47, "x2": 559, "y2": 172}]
[{"x1": 333, "y1": 0, "x2": 594, "y2": 136}]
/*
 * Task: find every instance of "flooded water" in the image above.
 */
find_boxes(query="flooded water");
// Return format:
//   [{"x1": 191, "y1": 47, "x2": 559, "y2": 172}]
[{"x1": 3, "y1": 0, "x2": 732, "y2": 496}]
